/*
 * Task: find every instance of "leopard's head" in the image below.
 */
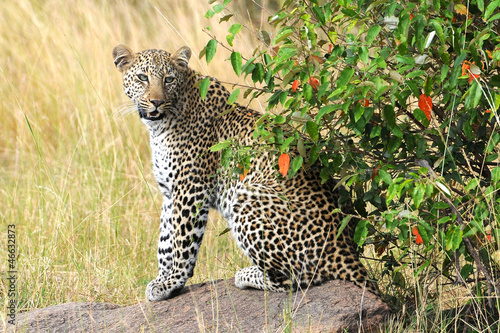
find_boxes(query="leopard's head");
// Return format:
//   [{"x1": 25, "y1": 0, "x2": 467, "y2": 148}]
[{"x1": 112, "y1": 45, "x2": 192, "y2": 122}]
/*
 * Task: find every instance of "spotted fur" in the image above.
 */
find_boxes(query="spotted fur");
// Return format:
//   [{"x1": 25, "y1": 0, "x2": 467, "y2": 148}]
[{"x1": 112, "y1": 45, "x2": 378, "y2": 301}]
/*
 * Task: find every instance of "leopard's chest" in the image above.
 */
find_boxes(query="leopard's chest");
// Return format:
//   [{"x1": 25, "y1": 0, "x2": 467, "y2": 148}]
[{"x1": 149, "y1": 133, "x2": 181, "y2": 199}]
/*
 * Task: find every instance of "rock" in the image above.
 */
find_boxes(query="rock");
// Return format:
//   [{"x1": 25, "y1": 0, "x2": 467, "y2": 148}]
[{"x1": 9, "y1": 278, "x2": 390, "y2": 332}]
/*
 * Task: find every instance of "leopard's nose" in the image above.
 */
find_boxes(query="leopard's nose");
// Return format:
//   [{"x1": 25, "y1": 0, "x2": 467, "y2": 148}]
[{"x1": 150, "y1": 99, "x2": 165, "y2": 108}]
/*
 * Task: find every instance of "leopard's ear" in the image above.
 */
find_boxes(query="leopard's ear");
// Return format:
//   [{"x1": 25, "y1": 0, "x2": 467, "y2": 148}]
[
  {"x1": 171, "y1": 46, "x2": 191, "y2": 68},
  {"x1": 113, "y1": 44, "x2": 135, "y2": 73}
]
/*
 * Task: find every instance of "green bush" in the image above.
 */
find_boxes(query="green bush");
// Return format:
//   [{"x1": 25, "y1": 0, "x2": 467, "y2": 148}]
[{"x1": 205, "y1": 0, "x2": 500, "y2": 329}]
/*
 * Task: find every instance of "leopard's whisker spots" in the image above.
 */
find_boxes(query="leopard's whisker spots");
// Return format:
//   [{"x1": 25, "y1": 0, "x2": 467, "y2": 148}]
[{"x1": 113, "y1": 102, "x2": 136, "y2": 118}]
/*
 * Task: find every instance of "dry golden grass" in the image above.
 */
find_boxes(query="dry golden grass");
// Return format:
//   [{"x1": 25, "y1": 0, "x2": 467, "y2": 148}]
[{"x1": 0, "y1": 0, "x2": 269, "y2": 317}]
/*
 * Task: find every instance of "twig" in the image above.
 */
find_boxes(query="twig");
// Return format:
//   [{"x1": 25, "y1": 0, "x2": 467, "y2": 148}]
[{"x1": 359, "y1": 280, "x2": 366, "y2": 333}]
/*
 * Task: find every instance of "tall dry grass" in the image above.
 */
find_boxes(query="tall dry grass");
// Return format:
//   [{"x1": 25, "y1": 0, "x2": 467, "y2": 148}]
[{"x1": 0, "y1": 0, "x2": 270, "y2": 318}]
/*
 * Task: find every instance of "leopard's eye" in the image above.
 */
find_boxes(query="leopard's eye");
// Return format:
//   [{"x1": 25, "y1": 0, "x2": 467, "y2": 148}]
[
  {"x1": 164, "y1": 76, "x2": 176, "y2": 84},
  {"x1": 137, "y1": 73, "x2": 148, "y2": 82}
]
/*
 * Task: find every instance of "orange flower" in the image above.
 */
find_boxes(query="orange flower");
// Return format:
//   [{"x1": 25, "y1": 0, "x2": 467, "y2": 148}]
[
  {"x1": 469, "y1": 73, "x2": 480, "y2": 84},
  {"x1": 371, "y1": 165, "x2": 380, "y2": 181},
  {"x1": 486, "y1": 230, "x2": 492, "y2": 242},
  {"x1": 278, "y1": 153, "x2": 290, "y2": 177},
  {"x1": 412, "y1": 226, "x2": 424, "y2": 245},
  {"x1": 409, "y1": 13, "x2": 415, "y2": 20},
  {"x1": 238, "y1": 164, "x2": 249, "y2": 181},
  {"x1": 361, "y1": 98, "x2": 369, "y2": 107},
  {"x1": 486, "y1": 109, "x2": 491, "y2": 114},
  {"x1": 455, "y1": 4, "x2": 471, "y2": 18},
  {"x1": 461, "y1": 60, "x2": 470, "y2": 76},
  {"x1": 292, "y1": 80, "x2": 299, "y2": 92},
  {"x1": 463, "y1": 61, "x2": 482, "y2": 83},
  {"x1": 375, "y1": 243, "x2": 386, "y2": 257},
  {"x1": 418, "y1": 94, "x2": 432, "y2": 121},
  {"x1": 308, "y1": 77, "x2": 320, "y2": 90},
  {"x1": 309, "y1": 54, "x2": 324, "y2": 64}
]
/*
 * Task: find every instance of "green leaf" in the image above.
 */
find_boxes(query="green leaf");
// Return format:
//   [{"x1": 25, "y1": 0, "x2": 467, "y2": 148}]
[
  {"x1": 370, "y1": 126, "x2": 381, "y2": 138},
  {"x1": 199, "y1": 77, "x2": 210, "y2": 100},
  {"x1": 383, "y1": 105, "x2": 396, "y2": 128},
  {"x1": 226, "y1": 34, "x2": 235, "y2": 47},
  {"x1": 282, "y1": 136, "x2": 295, "y2": 151},
  {"x1": 465, "y1": 178, "x2": 479, "y2": 191},
  {"x1": 274, "y1": 115, "x2": 286, "y2": 124},
  {"x1": 446, "y1": 225, "x2": 463, "y2": 251},
  {"x1": 406, "y1": 70, "x2": 426, "y2": 79},
  {"x1": 469, "y1": 82, "x2": 482, "y2": 108},
  {"x1": 230, "y1": 52, "x2": 242, "y2": 76},
  {"x1": 336, "y1": 215, "x2": 353, "y2": 240},
  {"x1": 258, "y1": 30, "x2": 271, "y2": 46},
  {"x1": 312, "y1": 6, "x2": 326, "y2": 24},
  {"x1": 488, "y1": 12, "x2": 500, "y2": 22},
  {"x1": 437, "y1": 216, "x2": 451, "y2": 225},
  {"x1": 273, "y1": 27, "x2": 294, "y2": 45},
  {"x1": 205, "y1": 39, "x2": 217, "y2": 64},
  {"x1": 354, "y1": 220, "x2": 369, "y2": 246},
  {"x1": 227, "y1": 88, "x2": 240, "y2": 105},
  {"x1": 341, "y1": 8, "x2": 357, "y2": 17},
  {"x1": 414, "y1": 109, "x2": 430, "y2": 126},
  {"x1": 491, "y1": 167, "x2": 500, "y2": 183},
  {"x1": 337, "y1": 67, "x2": 354, "y2": 88},
  {"x1": 393, "y1": 271, "x2": 406, "y2": 288},
  {"x1": 461, "y1": 264, "x2": 474, "y2": 280},
  {"x1": 210, "y1": 141, "x2": 231, "y2": 152},
  {"x1": 424, "y1": 76, "x2": 433, "y2": 96},
  {"x1": 379, "y1": 169, "x2": 392, "y2": 184},
  {"x1": 485, "y1": 132, "x2": 500, "y2": 154},
  {"x1": 219, "y1": 14, "x2": 233, "y2": 23},
  {"x1": 242, "y1": 57, "x2": 256, "y2": 75},
  {"x1": 413, "y1": 183, "x2": 425, "y2": 208},
  {"x1": 406, "y1": 80, "x2": 420, "y2": 98},
  {"x1": 228, "y1": 23, "x2": 242, "y2": 35},
  {"x1": 213, "y1": 4, "x2": 224, "y2": 13},
  {"x1": 477, "y1": 0, "x2": 484, "y2": 12},
  {"x1": 291, "y1": 155, "x2": 303, "y2": 173},
  {"x1": 484, "y1": 0, "x2": 500, "y2": 20},
  {"x1": 252, "y1": 63, "x2": 265, "y2": 83},
  {"x1": 306, "y1": 121, "x2": 319, "y2": 141},
  {"x1": 416, "y1": 226, "x2": 430, "y2": 245},
  {"x1": 316, "y1": 105, "x2": 337, "y2": 121},
  {"x1": 431, "y1": 20, "x2": 445, "y2": 43},
  {"x1": 395, "y1": 55, "x2": 415, "y2": 65},
  {"x1": 303, "y1": 83, "x2": 312, "y2": 102},
  {"x1": 365, "y1": 25, "x2": 382, "y2": 45},
  {"x1": 354, "y1": 103, "x2": 364, "y2": 122},
  {"x1": 205, "y1": 9, "x2": 215, "y2": 18},
  {"x1": 359, "y1": 46, "x2": 369, "y2": 64},
  {"x1": 433, "y1": 201, "x2": 449, "y2": 209}
]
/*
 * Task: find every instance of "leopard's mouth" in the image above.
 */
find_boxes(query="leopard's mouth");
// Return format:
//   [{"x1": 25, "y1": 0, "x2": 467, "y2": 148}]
[{"x1": 141, "y1": 110, "x2": 165, "y2": 121}]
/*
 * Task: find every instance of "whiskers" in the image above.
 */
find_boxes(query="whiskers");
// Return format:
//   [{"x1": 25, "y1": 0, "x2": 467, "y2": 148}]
[{"x1": 113, "y1": 101, "x2": 137, "y2": 118}]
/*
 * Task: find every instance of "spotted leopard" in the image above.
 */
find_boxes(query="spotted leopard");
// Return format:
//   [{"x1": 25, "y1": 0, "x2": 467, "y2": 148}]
[{"x1": 112, "y1": 44, "x2": 378, "y2": 301}]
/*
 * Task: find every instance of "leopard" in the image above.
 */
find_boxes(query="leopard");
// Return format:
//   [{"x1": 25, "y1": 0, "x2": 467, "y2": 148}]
[{"x1": 112, "y1": 44, "x2": 378, "y2": 301}]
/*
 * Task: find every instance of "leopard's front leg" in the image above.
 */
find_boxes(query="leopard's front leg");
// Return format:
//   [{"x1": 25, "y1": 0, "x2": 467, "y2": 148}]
[
  {"x1": 146, "y1": 184, "x2": 209, "y2": 301},
  {"x1": 145, "y1": 198, "x2": 174, "y2": 297}
]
